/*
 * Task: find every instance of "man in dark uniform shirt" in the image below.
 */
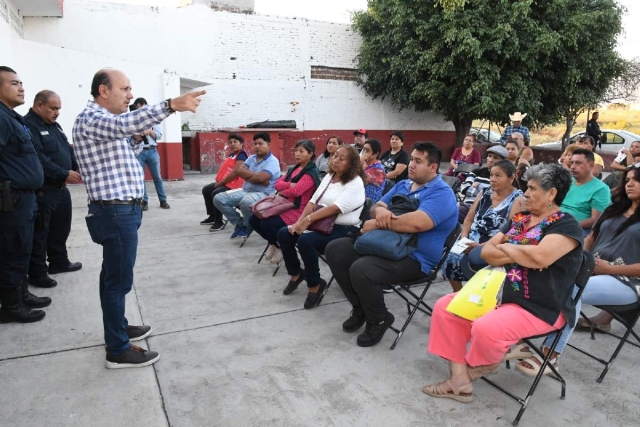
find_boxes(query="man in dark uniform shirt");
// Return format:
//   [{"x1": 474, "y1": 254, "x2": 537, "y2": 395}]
[
  {"x1": 25, "y1": 90, "x2": 83, "y2": 289},
  {"x1": 0, "y1": 66, "x2": 51, "y2": 323},
  {"x1": 586, "y1": 111, "x2": 602, "y2": 148}
]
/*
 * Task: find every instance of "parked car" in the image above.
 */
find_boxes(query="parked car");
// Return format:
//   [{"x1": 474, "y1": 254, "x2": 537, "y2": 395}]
[
  {"x1": 536, "y1": 129, "x2": 640, "y2": 154},
  {"x1": 470, "y1": 127, "x2": 501, "y2": 144}
]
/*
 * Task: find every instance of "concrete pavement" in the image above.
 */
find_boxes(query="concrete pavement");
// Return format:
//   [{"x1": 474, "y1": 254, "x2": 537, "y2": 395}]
[{"x1": 1, "y1": 174, "x2": 639, "y2": 427}]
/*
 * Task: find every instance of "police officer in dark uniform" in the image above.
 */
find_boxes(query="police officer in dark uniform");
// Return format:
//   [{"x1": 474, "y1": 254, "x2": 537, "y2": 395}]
[
  {"x1": 25, "y1": 90, "x2": 82, "y2": 289},
  {"x1": 0, "y1": 66, "x2": 51, "y2": 323}
]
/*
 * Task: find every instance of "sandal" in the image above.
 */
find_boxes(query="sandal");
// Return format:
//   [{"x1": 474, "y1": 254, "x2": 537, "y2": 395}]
[
  {"x1": 422, "y1": 379, "x2": 473, "y2": 403},
  {"x1": 514, "y1": 355, "x2": 558, "y2": 378},
  {"x1": 503, "y1": 343, "x2": 534, "y2": 361},
  {"x1": 576, "y1": 318, "x2": 611, "y2": 332},
  {"x1": 467, "y1": 363, "x2": 500, "y2": 381}
]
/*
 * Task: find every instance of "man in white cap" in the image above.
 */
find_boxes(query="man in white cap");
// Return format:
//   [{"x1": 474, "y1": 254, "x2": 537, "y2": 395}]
[{"x1": 500, "y1": 112, "x2": 530, "y2": 145}]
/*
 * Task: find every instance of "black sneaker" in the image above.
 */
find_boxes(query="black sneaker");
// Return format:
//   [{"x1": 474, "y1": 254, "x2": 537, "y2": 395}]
[
  {"x1": 200, "y1": 217, "x2": 215, "y2": 225},
  {"x1": 304, "y1": 279, "x2": 328, "y2": 309},
  {"x1": 209, "y1": 222, "x2": 225, "y2": 232},
  {"x1": 127, "y1": 325, "x2": 152, "y2": 342},
  {"x1": 105, "y1": 344, "x2": 160, "y2": 369},
  {"x1": 141, "y1": 201, "x2": 149, "y2": 211},
  {"x1": 160, "y1": 201, "x2": 170, "y2": 209},
  {"x1": 283, "y1": 270, "x2": 306, "y2": 295},
  {"x1": 28, "y1": 275, "x2": 58, "y2": 288},
  {"x1": 357, "y1": 312, "x2": 395, "y2": 347},
  {"x1": 343, "y1": 307, "x2": 366, "y2": 332}
]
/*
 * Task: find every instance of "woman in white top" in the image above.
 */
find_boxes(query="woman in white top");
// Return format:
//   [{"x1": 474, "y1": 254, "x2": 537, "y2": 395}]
[{"x1": 278, "y1": 145, "x2": 366, "y2": 309}]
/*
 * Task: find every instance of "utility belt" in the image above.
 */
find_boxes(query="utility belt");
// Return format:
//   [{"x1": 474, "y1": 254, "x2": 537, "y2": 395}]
[
  {"x1": 0, "y1": 181, "x2": 34, "y2": 212},
  {"x1": 142, "y1": 145, "x2": 156, "y2": 151}
]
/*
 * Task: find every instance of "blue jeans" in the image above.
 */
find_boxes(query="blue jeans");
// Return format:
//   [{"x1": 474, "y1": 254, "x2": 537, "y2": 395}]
[
  {"x1": 137, "y1": 148, "x2": 167, "y2": 202},
  {"x1": 277, "y1": 224, "x2": 357, "y2": 287},
  {"x1": 213, "y1": 190, "x2": 269, "y2": 229},
  {"x1": 543, "y1": 275, "x2": 640, "y2": 354},
  {"x1": 85, "y1": 203, "x2": 142, "y2": 356}
]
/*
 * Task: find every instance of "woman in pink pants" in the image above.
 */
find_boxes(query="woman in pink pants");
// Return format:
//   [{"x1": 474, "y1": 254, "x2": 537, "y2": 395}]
[{"x1": 423, "y1": 163, "x2": 584, "y2": 403}]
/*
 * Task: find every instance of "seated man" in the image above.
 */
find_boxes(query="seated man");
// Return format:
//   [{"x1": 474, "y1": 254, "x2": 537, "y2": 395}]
[
  {"x1": 213, "y1": 132, "x2": 281, "y2": 239},
  {"x1": 458, "y1": 145, "x2": 509, "y2": 222},
  {"x1": 575, "y1": 135, "x2": 604, "y2": 177},
  {"x1": 560, "y1": 148, "x2": 610, "y2": 234},
  {"x1": 325, "y1": 141, "x2": 458, "y2": 348}
]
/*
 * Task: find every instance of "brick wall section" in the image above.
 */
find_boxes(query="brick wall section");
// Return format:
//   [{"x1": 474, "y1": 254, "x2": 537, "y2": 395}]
[
  {"x1": 310, "y1": 66, "x2": 358, "y2": 81},
  {"x1": 196, "y1": 129, "x2": 456, "y2": 173}
]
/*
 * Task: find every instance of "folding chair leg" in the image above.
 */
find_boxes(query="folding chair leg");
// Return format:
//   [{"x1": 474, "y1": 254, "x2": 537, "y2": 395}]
[
  {"x1": 272, "y1": 259, "x2": 283, "y2": 277},
  {"x1": 239, "y1": 231, "x2": 252, "y2": 248},
  {"x1": 389, "y1": 281, "x2": 435, "y2": 350},
  {"x1": 597, "y1": 324, "x2": 636, "y2": 383},
  {"x1": 258, "y1": 243, "x2": 269, "y2": 264},
  {"x1": 316, "y1": 275, "x2": 334, "y2": 306}
]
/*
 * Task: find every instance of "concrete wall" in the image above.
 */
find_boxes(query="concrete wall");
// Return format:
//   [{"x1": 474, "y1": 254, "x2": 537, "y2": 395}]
[
  {"x1": 0, "y1": 0, "x2": 24, "y2": 63},
  {"x1": 24, "y1": 1, "x2": 453, "y2": 133}
]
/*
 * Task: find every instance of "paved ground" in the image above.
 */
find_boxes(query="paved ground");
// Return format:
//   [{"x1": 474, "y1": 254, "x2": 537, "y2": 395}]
[{"x1": 1, "y1": 174, "x2": 638, "y2": 427}]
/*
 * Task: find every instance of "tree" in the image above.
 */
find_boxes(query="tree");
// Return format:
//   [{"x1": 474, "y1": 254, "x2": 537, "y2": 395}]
[{"x1": 352, "y1": 0, "x2": 625, "y2": 147}]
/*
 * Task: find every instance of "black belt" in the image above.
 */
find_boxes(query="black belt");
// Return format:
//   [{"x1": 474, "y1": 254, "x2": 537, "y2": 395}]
[
  {"x1": 142, "y1": 146, "x2": 156, "y2": 150},
  {"x1": 90, "y1": 199, "x2": 142, "y2": 206},
  {"x1": 41, "y1": 182, "x2": 66, "y2": 190}
]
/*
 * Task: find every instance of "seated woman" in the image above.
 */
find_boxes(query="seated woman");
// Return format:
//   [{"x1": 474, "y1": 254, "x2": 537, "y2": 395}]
[
  {"x1": 361, "y1": 139, "x2": 386, "y2": 203},
  {"x1": 514, "y1": 163, "x2": 640, "y2": 376},
  {"x1": 249, "y1": 140, "x2": 320, "y2": 265},
  {"x1": 445, "y1": 135, "x2": 481, "y2": 176},
  {"x1": 512, "y1": 133, "x2": 534, "y2": 167},
  {"x1": 423, "y1": 163, "x2": 583, "y2": 403},
  {"x1": 505, "y1": 139, "x2": 519, "y2": 164},
  {"x1": 200, "y1": 133, "x2": 248, "y2": 230},
  {"x1": 605, "y1": 140, "x2": 640, "y2": 189},
  {"x1": 559, "y1": 143, "x2": 578, "y2": 170},
  {"x1": 315, "y1": 136, "x2": 343, "y2": 178},
  {"x1": 380, "y1": 131, "x2": 410, "y2": 184},
  {"x1": 443, "y1": 160, "x2": 524, "y2": 292},
  {"x1": 277, "y1": 145, "x2": 365, "y2": 310}
]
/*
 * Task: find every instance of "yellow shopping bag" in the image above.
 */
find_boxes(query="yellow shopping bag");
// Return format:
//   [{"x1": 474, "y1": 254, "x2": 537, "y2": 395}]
[{"x1": 446, "y1": 266, "x2": 506, "y2": 321}]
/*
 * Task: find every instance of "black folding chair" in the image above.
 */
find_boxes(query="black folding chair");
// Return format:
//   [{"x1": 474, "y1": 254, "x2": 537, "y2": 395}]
[
  {"x1": 481, "y1": 251, "x2": 595, "y2": 426},
  {"x1": 257, "y1": 242, "x2": 284, "y2": 277},
  {"x1": 388, "y1": 223, "x2": 462, "y2": 350},
  {"x1": 567, "y1": 302, "x2": 640, "y2": 383},
  {"x1": 315, "y1": 198, "x2": 374, "y2": 306},
  {"x1": 440, "y1": 174, "x2": 463, "y2": 203}
]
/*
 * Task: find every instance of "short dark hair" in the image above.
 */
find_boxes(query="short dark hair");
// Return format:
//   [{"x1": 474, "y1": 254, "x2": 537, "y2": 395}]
[
  {"x1": 579, "y1": 135, "x2": 595, "y2": 147},
  {"x1": 411, "y1": 141, "x2": 442, "y2": 166},
  {"x1": 90, "y1": 70, "x2": 111, "y2": 98},
  {"x1": 364, "y1": 139, "x2": 382, "y2": 158},
  {"x1": 253, "y1": 132, "x2": 270, "y2": 143},
  {"x1": 0, "y1": 66, "x2": 17, "y2": 84},
  {"x1": 134, "y1": 97, "x2": 147, "y2": 106},
  {"x1": 295, "y1": 139, "x2": 316, "y2": 161},
  {"x1": 323, "y1": 135, "x2": 343, "y2": 158},
  {"x1": 228, "y1": 133, "x2": 244, "y2": 144},
  {"x1": 572, "y1": 147, "x2": 595, "y2": 163},
  {"x1": 390, "y1": 131, "x2": 405, "y2": 142},
  {"x1": 33, "y1": 90, "x2": 58, "y2": 105}
]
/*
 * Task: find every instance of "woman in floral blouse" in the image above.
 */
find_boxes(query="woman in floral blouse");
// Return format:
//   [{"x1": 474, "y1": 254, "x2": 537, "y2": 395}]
[{"x1": 423, "y1": 163, "x2": 583, "y2": 403}]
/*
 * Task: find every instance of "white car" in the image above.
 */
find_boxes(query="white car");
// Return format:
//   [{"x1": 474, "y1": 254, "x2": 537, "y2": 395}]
[
  {"x1": 536, "y1": 129, "x2": 640, "y2": 154},
  {"x1": 470, "y1": 127, "x2": 501, "y2": 144}
]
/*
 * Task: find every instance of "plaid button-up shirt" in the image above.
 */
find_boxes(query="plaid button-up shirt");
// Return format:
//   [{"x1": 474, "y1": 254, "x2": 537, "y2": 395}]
[
  {"x1": 500, "y1": 125, "x2": 531, "y2": 145},
  {"x1": 72, "y1": 101, "x2": 170, "y2": 201}
]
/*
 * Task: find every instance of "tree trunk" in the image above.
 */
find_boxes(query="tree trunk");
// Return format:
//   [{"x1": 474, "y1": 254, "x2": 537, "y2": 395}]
[
  {"x1": 452, "y1": 117, "x2": 473, "y2": 148},
  {"x1": 561, "y1": 110, "x2": 576, "y2": 151}
]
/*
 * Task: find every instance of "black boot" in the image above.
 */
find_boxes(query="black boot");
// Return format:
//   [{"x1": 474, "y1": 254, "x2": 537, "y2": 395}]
[
  {"x1": 21, "y1": 280, "x2": 52, "y2": 308},
  {"x1": 0, "y1": 287, "x2": 46, "y2": 323}
]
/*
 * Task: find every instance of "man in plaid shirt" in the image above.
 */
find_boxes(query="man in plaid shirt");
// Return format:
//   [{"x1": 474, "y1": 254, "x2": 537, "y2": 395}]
[
  {"x1": 73, "y1": 69, "x2": 205, "y2": 369},
  {"x1": 500, "y1": 112, "x2": 531, "y2": 145}
]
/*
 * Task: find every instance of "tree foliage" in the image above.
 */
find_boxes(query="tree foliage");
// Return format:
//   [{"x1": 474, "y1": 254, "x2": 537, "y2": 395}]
[{"x1": 352, "y1": 0, "x2": 626, "y2": 147}]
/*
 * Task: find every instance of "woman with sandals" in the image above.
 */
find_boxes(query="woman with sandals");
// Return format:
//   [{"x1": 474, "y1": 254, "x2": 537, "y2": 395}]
[{"x1": 423, "y1": 163, "x2": 583, "y2": 403}]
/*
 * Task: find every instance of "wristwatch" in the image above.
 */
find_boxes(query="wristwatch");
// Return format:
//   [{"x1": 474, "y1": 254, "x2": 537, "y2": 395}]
[{"x1": 164, "y1": 99, "x2": 175, "y2": 114}]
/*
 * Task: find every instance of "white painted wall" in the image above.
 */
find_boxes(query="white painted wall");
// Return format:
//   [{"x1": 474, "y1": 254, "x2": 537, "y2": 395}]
[
  {"x1": 22, "y1": 0, "x2": 453, "y2": 134},
  {"x1": 0, "y1": 0, "x2": 24, "y2": 64}
]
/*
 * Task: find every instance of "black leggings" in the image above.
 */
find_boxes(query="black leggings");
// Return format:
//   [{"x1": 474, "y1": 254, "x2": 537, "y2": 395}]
[{"x1": 202, "y1": 183, "x2": 230, "y2": 221}]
